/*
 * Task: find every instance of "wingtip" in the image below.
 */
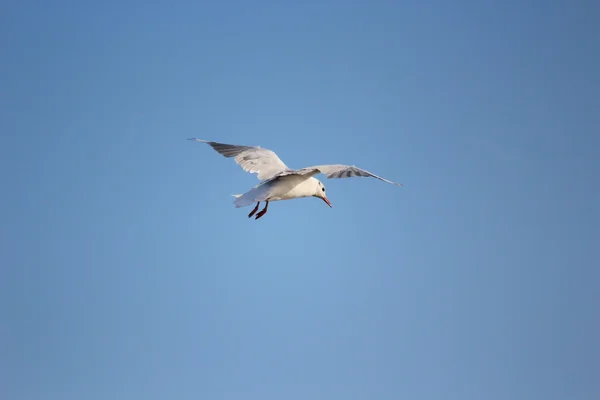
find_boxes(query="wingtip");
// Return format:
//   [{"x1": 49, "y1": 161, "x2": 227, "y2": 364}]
[{"x1": 187, "y1": 138, "x2": 209, "y2": 143}]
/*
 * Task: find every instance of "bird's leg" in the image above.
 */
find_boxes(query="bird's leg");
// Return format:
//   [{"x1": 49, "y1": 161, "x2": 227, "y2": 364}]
[
  {"x1": 248, "y1": 202, "x2": 260, "y2": 218},
  {"x1": 255, "y1": 201, "x2": 269, "y2": 220}
]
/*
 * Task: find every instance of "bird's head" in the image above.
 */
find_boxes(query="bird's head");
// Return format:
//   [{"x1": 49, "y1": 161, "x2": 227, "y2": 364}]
[{"x1": 313, "y1": 179, "x2": 332, "y2": 208}]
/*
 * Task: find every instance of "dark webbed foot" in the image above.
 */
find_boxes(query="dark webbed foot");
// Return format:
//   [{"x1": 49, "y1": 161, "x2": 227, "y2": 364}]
[
  {"x1": 255, "y1": 201, "x2": 269, "y2": 220},
  {"x1": 248, "y1": 202, "x2": 260, "y2": 218}
]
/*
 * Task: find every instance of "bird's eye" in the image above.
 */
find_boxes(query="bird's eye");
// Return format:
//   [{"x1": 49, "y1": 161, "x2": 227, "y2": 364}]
[{"x1": 322, "y1": 188, "x2": 325, "y2": 192}]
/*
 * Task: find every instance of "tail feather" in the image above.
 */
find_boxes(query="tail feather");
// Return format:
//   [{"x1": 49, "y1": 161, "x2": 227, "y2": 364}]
[
  {"x1": 232, "y1": 193, "x2": 254, "y2": 208},
  {"x1": 231, "y1": 186, "x2": 267, "y2": 208}
]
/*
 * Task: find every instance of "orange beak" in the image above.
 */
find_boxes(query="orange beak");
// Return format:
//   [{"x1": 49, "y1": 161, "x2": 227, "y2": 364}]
[{"x1": 322, "y1": 196, "x2": 332, "y2": 207}]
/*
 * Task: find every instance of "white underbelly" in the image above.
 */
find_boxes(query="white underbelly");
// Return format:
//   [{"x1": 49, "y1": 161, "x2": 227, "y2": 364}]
[{"x1": 266, "y1": 176, "x2": 315, "y2": 201}]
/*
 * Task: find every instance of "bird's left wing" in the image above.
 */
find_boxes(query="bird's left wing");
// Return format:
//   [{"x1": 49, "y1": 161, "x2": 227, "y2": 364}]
[
  {"x1": 306, "y1": 164, "x2": 403, "y2": 186},
  {"x1": 260, "y1": 164, "x2": 403, "y2": 186},
  {"x1": 257, "y1": 167, "x2": 321, "y2": 186},
  {"x1": 188, "y1": 138, "x2": 289, "y2": 180}
]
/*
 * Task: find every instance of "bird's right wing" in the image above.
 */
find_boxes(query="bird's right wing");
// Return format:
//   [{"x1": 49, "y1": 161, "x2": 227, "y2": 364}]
[{"x1": 188, "y1": 138, "x2": 289, "y2": 180}]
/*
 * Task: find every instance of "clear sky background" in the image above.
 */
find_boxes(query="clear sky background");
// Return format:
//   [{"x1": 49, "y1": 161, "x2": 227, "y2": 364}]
[{"x1": 2, "y1": 1, "x2": 599, "y2": 399}]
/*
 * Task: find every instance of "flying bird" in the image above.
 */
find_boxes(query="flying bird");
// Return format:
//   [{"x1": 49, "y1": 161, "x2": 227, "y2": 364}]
[{"x1": 188, "y1": 138, "x2": 402, "y2": 220}]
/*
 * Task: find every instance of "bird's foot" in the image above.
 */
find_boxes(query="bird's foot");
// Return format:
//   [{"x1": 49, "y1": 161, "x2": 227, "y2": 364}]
[
  {"x1": 254, "y1": 201, "x2": 269, "y2": 220},
  {"x1": 248, "y1": 202, "x2": 260, "y2": 218},
  {"x1": 255, "y1": 210, "x2": 267, "y2": 220}
]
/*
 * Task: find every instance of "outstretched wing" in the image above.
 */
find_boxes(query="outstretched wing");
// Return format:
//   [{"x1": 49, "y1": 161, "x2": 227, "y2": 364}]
[
  {"x1": 257, "y1": 167, "x2": 321, "y2": 186},
  {"x1": 309, "y1": 164, "x2": 403, "y2": 186},
  {"x1": 260, "y1": 164, "x2": 403, "y2": 186},
  {"x1": 188, "y1": 138, "x2": 289, "y2": 180}
]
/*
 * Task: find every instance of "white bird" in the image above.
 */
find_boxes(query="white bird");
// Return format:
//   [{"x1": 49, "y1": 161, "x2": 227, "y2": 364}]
[{"x1": 188, "y1": 138, "x2": 403, "y2": 220}]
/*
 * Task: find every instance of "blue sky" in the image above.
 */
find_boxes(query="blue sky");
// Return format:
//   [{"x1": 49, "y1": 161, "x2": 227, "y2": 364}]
[{"x1": 2, "y1": 1, "x2": 599, "y2": 399}]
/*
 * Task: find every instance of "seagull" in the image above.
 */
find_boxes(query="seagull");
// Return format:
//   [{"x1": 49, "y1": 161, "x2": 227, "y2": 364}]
[{"x1": 188, "y1": 138, "x2": 402, "y2": 220}]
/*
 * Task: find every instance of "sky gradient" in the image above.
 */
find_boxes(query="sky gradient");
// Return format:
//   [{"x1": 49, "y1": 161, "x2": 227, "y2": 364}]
[{"x1": 2, "y1": 1, "x2": 599, "y2": 399}]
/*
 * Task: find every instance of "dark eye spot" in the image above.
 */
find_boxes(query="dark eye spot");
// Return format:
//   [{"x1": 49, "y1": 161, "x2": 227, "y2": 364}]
[{"x1": 322, "y1": 188, "x2": 325, "y2": 192}]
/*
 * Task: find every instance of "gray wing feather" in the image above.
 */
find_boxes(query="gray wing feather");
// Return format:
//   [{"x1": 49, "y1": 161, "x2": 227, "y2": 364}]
[
  {"x1": 188, "y1": 138, "x2": 289, "y2": 180},
  {"x1": 257, "y1": 167, "x2": 320, "y2": 186},
  {"x1": 259, "y1": 164, "x2": 402, "y2": 187},
  {"x1": 310, "y1": 164, "x2": 403, "y2": 186}
]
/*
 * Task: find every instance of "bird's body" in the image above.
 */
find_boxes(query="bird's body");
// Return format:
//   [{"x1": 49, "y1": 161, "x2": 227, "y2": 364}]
[
  {"x1": 233, "y1": 176, "x2": 321, "y2": 207},
  {"x1": 188, "y1": 138, "x2": 402, "y2": 220}
]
